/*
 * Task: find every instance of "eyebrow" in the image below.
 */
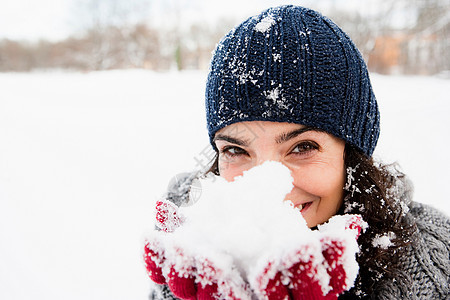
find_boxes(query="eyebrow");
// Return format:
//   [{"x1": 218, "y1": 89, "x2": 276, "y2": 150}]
[
  {"x1": 213, "y1": 126, "x2": 323, "y2": 146},
  {"x1": 213, "y1": 134, "x2": 250, "y2": 147},
  {"x1": 275, "y1": 126, "x2": 323, "y2": 144}
]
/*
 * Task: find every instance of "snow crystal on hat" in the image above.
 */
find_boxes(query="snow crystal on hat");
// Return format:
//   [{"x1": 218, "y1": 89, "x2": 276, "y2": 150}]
[{"x1": 205, "y1": 5, "x2": 380, "y2": 156}]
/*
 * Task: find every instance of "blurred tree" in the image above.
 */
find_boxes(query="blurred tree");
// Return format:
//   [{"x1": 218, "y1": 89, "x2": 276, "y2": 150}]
[
  {"x1": 0, "y1": 0, "x2": 447, "y2": 74},
  {"x1": 326, "y1": 0, "x2": 449, "y2": 74},
  {"x1": 403, "y1": 0, "x2": 450, "y2": 74},
  {"x1": 0, "y1": 40, "x2": 35, "y2": 71},
  {"x1": 72, "y1": 0, "x2": 158, "y2": 70}
]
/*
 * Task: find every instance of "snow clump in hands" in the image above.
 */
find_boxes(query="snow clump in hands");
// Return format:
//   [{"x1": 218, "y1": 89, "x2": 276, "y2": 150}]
[{"x1": 144, "y1": 161, "x2": 366, "y2": 299}]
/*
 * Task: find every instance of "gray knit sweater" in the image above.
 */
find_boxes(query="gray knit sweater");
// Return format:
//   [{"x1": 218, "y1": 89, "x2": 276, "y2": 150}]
[{"x1": 148, "y1": 173, "x2": 450, "y2": 300}]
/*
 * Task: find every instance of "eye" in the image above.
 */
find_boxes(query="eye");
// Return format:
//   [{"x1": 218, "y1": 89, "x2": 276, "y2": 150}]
[
  {"x1": 290, "y1": 141, "x2": 319, "y2": 156},
  {"x1": 220, "y1": 146, "x2": 248, "y2": 157}
]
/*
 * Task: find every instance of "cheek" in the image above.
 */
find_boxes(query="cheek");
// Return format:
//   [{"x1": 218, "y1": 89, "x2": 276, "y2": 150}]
[
  {"x1": 291, "y1": 163, "x2": 345, "y2": 197},
  {"x1": 218, "y1": 157, "x2": 248, "y2": 182}
]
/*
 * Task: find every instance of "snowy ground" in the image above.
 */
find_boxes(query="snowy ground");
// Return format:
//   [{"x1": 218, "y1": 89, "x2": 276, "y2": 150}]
[{"x1": 0, "y1": 70, "x2": 448, "y2": 299}]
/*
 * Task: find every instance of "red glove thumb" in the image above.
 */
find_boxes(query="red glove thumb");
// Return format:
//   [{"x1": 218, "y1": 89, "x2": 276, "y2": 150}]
[{"x1": 155, "y1": 199, "x2": 184, "y2": 232}]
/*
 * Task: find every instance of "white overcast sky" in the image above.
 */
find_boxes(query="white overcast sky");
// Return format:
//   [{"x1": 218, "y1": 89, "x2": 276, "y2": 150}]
[
  {"x1": 0, "y1": 0, "x2": 73, "y2": 41},
  {"x1": 0, "y1": 0, "x2": 368, "y2": 41}
]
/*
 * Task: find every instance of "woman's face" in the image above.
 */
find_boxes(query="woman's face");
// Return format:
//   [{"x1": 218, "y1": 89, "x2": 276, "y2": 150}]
[{"x1": 214, "y1": 121, "x2": 346, "y2": 228}]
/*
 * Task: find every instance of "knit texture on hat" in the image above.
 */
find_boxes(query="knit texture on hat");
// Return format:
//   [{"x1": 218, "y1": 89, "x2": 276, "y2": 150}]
[{"x1": 205, "y1": 5, "x2": 380, "y2": 156}]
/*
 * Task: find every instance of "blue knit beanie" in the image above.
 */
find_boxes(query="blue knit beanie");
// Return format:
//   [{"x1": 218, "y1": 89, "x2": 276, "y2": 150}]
[{"x1": 205, "y1": 5, "x2": 380, "y2": 156}]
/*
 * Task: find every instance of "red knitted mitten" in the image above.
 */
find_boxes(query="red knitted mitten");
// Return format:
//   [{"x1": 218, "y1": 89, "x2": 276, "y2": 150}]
[
  {"x1": 144, "y1": 200, "x2": 250, "y2": 300},
  {"x1": 252, "y1": 214, "x2": 365, "y2": 300}
]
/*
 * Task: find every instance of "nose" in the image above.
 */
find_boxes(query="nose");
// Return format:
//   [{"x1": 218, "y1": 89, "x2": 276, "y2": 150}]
[
  {"x1": 254, "y1": 154, "x2": 295, "y2": 195},
  {"x1": 255, "y1": 152, "x2": 283, "y2": 167},
  {"x1": 253, "y1": 152, "x2": 295, "y2": 179}
]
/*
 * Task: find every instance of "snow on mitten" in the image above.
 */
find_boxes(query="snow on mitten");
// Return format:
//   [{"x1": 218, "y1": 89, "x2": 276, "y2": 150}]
[
  {"x1": 154, "y1": 199, "x2": 184, "y2": 232},
  {"x1": 318, "y1": 214, "x2": 366, "y2": 297},
  {"x1": 251, "y1": 214, "x2": 366, "y2": 300},
  {"x1": 144, "y1": 199, "x2": 182, "y2": 284},
  {"x1": 144, "y1": 239, "x2": 249, "y2": 300},
  {"x1": 144, "y1": 200, "x2": 250, "y2": 300}
]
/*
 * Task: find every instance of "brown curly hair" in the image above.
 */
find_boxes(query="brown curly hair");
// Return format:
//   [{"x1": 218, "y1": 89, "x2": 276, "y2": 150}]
[
  {"x1": 339, "y1": 144, "x2": 417, "y2": 298},
  {"x1": 206, "y1": 143, "x2": 417, "y2": 298}
]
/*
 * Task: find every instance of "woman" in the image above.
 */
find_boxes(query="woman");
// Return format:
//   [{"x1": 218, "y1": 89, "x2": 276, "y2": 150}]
[{"x1": 146, "y1": 5, "x2": 449, "y2": 299}]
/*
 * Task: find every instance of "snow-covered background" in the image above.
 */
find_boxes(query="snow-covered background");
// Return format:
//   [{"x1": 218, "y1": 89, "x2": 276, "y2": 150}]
[{"x1": 0, "y1": 70, "x2": 448, "y2": 299}]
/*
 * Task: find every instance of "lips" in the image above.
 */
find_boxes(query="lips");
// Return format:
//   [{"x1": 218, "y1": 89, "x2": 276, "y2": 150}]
[
  {"x1": 297, "y1": 201, "x2": 313, "y2": 212},
  {"x1": 285, "y1": 199, "x2": 314, "y2": 213}
]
